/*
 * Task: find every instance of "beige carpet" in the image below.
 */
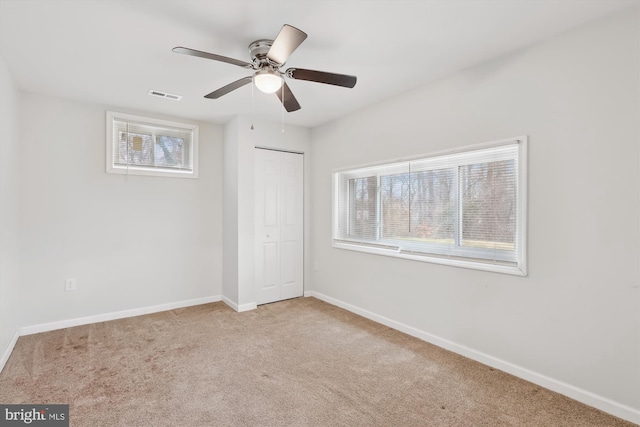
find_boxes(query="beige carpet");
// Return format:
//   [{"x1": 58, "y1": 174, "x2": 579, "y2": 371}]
[{"x1": 0, "y1": 297, "x2": 635, "y2": 427}]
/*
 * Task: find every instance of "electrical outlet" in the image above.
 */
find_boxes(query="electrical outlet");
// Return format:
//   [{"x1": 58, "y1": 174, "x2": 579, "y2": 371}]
[{"x1": 65, "y1": 278, "x2": 76, "y2": 292}]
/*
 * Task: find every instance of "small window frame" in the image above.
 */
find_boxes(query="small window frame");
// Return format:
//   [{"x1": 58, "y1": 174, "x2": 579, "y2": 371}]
[{"x1": 106, "y1": 111, "x2": 199, "y2": 178}]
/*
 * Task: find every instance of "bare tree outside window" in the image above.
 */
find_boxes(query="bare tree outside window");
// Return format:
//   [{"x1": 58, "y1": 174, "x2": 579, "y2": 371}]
[
  {"x1": 349, "y1": 176, "x2": 377, "y2": 240},
  {"x1": 155, "y1": 135, "x2": 184, "y2": 168},
  {"x1": 460, "y1": 160, "x2": 516, "y2": 250},
  {"x1": 118, "y1": 131, "x2": 153, "y2": 166},
  {"x1": 408, "y1": 169, "x2": 455, "y2": 244},
  {"x1": 380, "y1": 173, "x2": 410, "y2": 239}
]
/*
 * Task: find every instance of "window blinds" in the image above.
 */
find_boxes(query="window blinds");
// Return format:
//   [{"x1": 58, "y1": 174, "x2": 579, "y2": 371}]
[
  {"x1": 333, "y1": 138, "x2": 526, "y2": 274},
  {"x1": 112, "y1": 118, "x2": 194, "y2": 172}
]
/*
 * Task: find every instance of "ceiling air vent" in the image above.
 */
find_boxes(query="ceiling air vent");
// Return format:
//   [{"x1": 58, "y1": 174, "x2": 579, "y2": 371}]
[{"x1": 148, "y1": 90, "x2": 182, "y2": 101}]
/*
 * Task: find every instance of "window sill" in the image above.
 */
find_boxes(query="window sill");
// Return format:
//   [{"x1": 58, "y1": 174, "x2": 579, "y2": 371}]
[
  {"x1": 332, "y1": 240, "x2": 527, "y2": 276},
  {"x1": 107, "y1": 165, "x2": 197, "y2": 179}
]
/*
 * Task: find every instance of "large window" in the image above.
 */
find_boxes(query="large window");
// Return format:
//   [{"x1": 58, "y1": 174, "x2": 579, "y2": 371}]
[
  {"x1": 106, "y1": 111, "x2": 198, "y2": 178},
  {"x1": 333, "y1": 137, "x2": 527, "y2": 275}
]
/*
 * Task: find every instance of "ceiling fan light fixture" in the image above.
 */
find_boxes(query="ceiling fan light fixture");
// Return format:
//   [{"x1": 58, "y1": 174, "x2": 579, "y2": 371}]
[{"x1": 254, "y1": 69, "x2": 284, "y2": 93}]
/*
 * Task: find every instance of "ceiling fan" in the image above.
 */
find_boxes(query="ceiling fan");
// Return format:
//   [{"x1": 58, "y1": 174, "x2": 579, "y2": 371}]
[{"x1": 172, "y1": 24, "x2": 357, "y2": 112}]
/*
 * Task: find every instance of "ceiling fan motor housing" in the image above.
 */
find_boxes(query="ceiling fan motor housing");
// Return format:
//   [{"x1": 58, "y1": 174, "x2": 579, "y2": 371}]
[{"x1": 249, "y1": 39, "x2": 279, "y2": 67}]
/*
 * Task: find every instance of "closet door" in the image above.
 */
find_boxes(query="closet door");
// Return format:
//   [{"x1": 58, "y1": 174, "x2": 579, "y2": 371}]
[{"x1": 254, "y1": 148, "x2": 303, "y2": 305}]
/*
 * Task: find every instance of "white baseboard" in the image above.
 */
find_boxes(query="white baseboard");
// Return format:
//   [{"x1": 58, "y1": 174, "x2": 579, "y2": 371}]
[
  {"x1": 0, "y1": 330, "x2": 20, "y2": 373},
  {"x1": 19, "y1": 295, "x2": 222, "y2": 336},
  {"x1": 305, "y1": 290, "x2": 640, "y2": 425},
  {"x1": 222, "y1": 296, "x2": 238, "y2": 311},
  {"x1": 222, "y1": 296, "x2": 257, "y2": 313},
  {"x1": 237, "y1": 302, "x2": 257, "y2": 312}
]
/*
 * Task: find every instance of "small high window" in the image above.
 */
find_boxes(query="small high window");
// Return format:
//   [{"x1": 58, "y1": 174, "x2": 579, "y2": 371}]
[{"x1": 106, "y1": 111, "x2": 198, "y2": 178}]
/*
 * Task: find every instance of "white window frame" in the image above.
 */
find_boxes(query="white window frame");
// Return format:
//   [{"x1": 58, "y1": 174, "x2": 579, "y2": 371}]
[
  {"x1": 332, "y1": 136, "x2": 528, "y2": 276},
  {"x1": 106, "y1": 111, "x2": 199, "y2": 178}
]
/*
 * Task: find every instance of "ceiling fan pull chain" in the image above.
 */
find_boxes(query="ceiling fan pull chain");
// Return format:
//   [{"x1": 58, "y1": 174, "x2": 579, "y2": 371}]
[
  {"x1": 281, "y1": 84, "x2": 285, "y2": 133},
  {"x1": 251, "y1": 75, "x2": 255, "y2": 130}
]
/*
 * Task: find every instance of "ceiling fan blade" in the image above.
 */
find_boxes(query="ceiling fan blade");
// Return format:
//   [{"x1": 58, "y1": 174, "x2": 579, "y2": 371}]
[
  {"x1": 267, "y1": 25, "x2": 307, "y2": 65},
  {"x1": 286, "y1": 68, "x2": 357, "y2": 88},
  {"x1": 172, "y1": 47, "x2": 253, "y2": 69},
  {"x1": 275, "y1": 82, "x2": 301, "y2": 112},
  {"x1": 205, "y1": 76, "x2": 252, "y2": 99}
]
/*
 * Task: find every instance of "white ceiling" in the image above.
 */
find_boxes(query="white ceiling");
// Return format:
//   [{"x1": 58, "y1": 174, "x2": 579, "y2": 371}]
[{"x1": 0, "y1": 0, "x2": 634, "y2": 128}]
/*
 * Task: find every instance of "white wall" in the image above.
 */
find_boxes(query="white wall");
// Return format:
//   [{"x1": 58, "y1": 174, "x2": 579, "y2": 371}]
[
  {"x1": 0, "y1": 56, "x2": 21, "y2": 360},
  {"x1": 222, "y1": 117, "x2": 240, "y2": 305},
  {"x1": 13, "y1": 93, "x2": 223, "y2": 328},
  {"x1": 309, "y1": 8, "x2": 639, "y2": 421},
  {"x1": 222, "y1": 117, "x2": 311, "y2": 310}
]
